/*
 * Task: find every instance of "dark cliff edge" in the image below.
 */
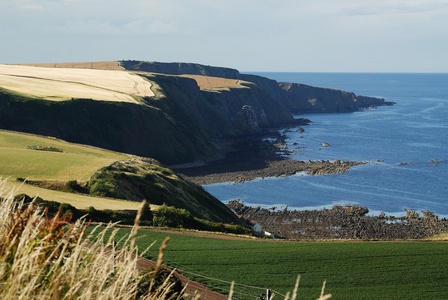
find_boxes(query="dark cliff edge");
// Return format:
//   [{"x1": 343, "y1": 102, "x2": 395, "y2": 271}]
[{"x1": 120, "y1": 60, "x2": 241, "y2": 79}]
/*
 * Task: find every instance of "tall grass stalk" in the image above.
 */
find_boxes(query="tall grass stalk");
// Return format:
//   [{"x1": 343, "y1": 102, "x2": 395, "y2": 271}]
[{"x1": 0, "y1": 181, "x2": 180, "y2": 299}]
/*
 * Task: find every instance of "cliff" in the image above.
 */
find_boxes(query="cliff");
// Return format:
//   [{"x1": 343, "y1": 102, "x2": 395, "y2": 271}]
[
  {"x1": 0, "y1": 91, "x2": 215, "y2": 164},
  {"x1": 122, "y1": 60, "x2": 393, "y2": 116}
]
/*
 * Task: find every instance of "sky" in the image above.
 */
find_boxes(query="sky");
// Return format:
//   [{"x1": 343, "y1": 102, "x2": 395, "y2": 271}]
[{"x1": 1, "y1": 0, "x2": 448, "y2": 72}]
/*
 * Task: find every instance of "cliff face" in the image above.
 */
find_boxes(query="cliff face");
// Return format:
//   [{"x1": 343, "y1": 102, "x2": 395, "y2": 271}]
[
  {"x1": 0, "y1": 91, "x2": 215, "y2": 164},
  {"x1": 144, "y1": 73, "x2": 295, "y2": 137},
  {"x1": 121, "y1": 60, "x2": 392, "y2": 116}
]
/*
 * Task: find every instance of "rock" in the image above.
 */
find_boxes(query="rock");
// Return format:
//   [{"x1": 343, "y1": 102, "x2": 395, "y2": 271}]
[
  {"x1": 322, "y1": 142, "x2": 330, "y2": 147},
  {"x1": 297, "y1": 127, "x2": 305, "y2": 133}
]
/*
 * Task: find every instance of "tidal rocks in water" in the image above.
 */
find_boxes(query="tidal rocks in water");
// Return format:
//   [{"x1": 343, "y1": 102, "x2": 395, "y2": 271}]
[
  {"x1": 322, "y1": 142, "x2": 330, "y2": 147},
  {"x1": 227, "y1": 200, "x2": 448, "y2": 240},
  {"x1": 178, "y1": 159, "x2": 369, "y2": 185}
]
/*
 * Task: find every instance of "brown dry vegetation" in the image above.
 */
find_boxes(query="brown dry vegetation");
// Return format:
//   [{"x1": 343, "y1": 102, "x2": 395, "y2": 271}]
[
  {"x1": 0, "y1": 64, "x2": 154, "y2": 102},
  {"x1": 183, "y1": 75, "x2": 252, "y2": 91}
]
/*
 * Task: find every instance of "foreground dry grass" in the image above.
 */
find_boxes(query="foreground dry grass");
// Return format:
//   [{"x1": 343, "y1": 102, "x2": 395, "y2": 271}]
[
  {"x1": 0, "y1": 64, "x2": 154, "y2": 102},
  {"x1": 0, "y1": 185, "x2": 179, "y2": 299}
]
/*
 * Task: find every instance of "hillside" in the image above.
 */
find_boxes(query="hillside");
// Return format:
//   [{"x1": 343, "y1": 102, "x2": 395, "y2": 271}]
[{"x1": 0, "y1": 130, "x2": 238, "y2": 223}]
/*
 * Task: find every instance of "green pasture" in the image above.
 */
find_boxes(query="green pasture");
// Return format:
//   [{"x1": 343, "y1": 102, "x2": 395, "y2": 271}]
[
  {"x1": 0, "y1": 130, "x2": 128, "y2": 181},
  {"x1": 0, "y1": 130, "x2": 143, "y2": 210},
  {"x1": 104, "y1": 228, "x2": 448, "y2": 299}
]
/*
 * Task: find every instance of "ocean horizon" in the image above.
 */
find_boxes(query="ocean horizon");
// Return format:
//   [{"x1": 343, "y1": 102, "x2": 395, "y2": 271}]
[{"x1": 204, "y1": 72, "x2": 448, "y2": 218}]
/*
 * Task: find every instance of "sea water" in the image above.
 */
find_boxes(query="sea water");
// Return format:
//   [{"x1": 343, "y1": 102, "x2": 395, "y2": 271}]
[{"x1": 204, "y1": 73, "x2": 448, "y2": 217}]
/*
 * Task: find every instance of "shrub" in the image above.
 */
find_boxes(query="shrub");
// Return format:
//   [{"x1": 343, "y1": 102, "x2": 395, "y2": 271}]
[{"x1": 154, "y1": 204, "x2": 192, "y2": 228}]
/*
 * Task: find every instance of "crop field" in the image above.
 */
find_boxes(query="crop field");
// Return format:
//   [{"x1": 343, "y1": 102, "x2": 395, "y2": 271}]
[
  {"x1": 183, "y1": 75, "x2": 254, "y2": 91},
  {"x1": 103, "y1": 228, "x2": 448, "y2": 299},
  {"x1": 0, "y1": 64, "x2": 154, "y2": 102},
  {"x1": 0, "y1": 130, "x2": 144, "y2": 210}
]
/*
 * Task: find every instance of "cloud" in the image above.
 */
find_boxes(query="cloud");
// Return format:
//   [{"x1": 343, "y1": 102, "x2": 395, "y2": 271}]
[{"x1": 1, "y1": 0, "x2": 448, "y2": 71}]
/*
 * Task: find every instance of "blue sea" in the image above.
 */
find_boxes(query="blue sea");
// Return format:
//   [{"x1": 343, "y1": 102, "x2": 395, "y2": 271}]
[{"x1": 204, "y1": 73, "x2": 448, "y2": 218}]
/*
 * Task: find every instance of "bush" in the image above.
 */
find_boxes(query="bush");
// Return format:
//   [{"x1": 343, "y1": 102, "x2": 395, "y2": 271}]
[{"x1": 154, "y1": 204, "x2": 192, "y2": 228}]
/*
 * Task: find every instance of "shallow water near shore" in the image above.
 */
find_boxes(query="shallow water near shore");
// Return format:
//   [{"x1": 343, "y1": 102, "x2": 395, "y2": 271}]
[{"x1": 204, "y1": 73, "x2": 448, "y2": 218}]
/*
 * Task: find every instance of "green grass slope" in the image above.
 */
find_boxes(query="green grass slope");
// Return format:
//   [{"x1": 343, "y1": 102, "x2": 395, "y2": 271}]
[
  {"x1": 87, "y1": 159, "x2": 239, "y2": 224},
  {"x1": 0, "y1": 130, "x2": 127, "y2": 181}
]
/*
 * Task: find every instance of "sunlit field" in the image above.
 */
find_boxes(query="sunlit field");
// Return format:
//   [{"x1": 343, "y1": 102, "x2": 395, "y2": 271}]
[{"x1": 0, "y1": 64, "x2": 154, "y2": 102}]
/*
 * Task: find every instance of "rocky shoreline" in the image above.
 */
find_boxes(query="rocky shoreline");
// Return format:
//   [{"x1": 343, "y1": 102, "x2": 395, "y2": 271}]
[
  {"x1": 178, "y1": 158, "x2": 368, "y2": 185},
  {"x1": 174, "y1": 134, "x2": 448, "y2": 240},
  {"x1": 228, "y1": 200, "x2": 448, "y2": 240},
  {"x1": 174, "y1": 134, "x2": 369, "y2": 185}
]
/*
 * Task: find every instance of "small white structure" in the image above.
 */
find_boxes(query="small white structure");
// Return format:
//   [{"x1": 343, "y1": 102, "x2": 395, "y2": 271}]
[{"x1": 248, "y1": 221, "x2": 262, "y2": 233}]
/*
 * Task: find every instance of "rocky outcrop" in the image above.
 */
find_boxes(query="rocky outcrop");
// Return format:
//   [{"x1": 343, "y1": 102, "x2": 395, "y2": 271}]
[
  {"x1": 227, "y1": 200, "x2": 448, "y2": 240},
  {"x1": 279, "y1": 82, "x2": 394, "y2": 113}
]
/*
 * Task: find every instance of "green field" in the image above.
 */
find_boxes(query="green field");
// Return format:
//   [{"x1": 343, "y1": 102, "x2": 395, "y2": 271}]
[
  {"x1": 104, "y1": 228, "x2": 448, "y2": 299},
  {"x1": 0, "y1": 130, "x2": 145, "y2": 210},
  {"x1": 0, "y1": 130, "x2": 128, "y2": 181}
]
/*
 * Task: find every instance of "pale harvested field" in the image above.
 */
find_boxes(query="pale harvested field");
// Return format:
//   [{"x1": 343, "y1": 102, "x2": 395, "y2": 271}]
[
  {"x1": 0, "y1": 64, "x2": 154, "y2": 102},
  {"x1": 183, "y1": 74, "x2": 253, "y2": 91},
  {"x1": 2, "y1": 180, "x2": 144, "y2": 210},
  {"x1": 16, "y1": 61, "x2": 124, "y2": 71}
]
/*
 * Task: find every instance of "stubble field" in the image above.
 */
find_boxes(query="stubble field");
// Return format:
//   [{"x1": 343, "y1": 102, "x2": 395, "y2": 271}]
[{"x1": 0, "y1": 64, "x2": 154, "y2": 102}]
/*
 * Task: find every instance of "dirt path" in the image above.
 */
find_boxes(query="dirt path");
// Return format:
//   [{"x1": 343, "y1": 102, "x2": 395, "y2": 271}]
[{"x1": 135, "y1": 256, "x2": 228, "y2": 300}]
